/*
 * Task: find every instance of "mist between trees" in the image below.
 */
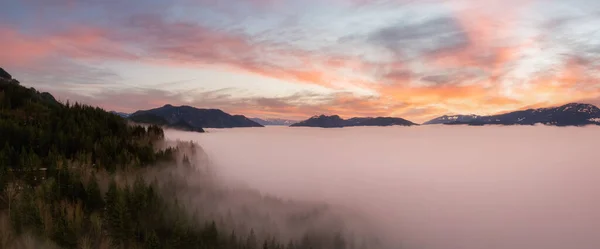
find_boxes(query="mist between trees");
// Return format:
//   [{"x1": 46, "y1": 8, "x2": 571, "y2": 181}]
[
  {"x1": 1, "y1": 139, "x2": 382, "y2": 249},
  {"x1": 0, "y1": 77, "x2": 382, "y2": 249}
]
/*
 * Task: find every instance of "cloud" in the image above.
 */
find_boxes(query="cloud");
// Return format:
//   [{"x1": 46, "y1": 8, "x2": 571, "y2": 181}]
[
  {"x1": 0, "y1": 25, "x2": 137, "y2": 68},
  {"x1": 367, "y1": 16, "x2": 470, "y2": 58},
  {"x1": 2, "y1": 12, "x2": 370, "y2": 91},
  {"x1": 5, "y1": 0, "x2": 600, "y2": 122},
  {"x1": 168, "y1": 125, "x2": 600, "y2": 249},
  {"x1": 46, "y1": 82, "x2": 411, "y2": 122},
  {"x1": 112, "y1": 13, "x2": 377, "y2": 90},
  {"x1": 0, "y1": 28, "x2": 54, "y2": 67},
  {"x1": 187, "y1": 91, "x2": 398, "y2": 121}
]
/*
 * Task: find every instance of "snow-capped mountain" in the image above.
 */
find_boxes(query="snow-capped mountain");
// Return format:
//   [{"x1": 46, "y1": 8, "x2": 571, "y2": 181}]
[
  {"x1": 250, "y1": 118, "x2": 298, "y2": 126},
  {"x1": 423, "y1": 114, "x2": 480, "y2": 125},
  {"x1": 425, "y1": 103, "x2": 600, "y2": 126},
  {"x1": 110, "y1": 111, "x2": 130, "y2": 118}
]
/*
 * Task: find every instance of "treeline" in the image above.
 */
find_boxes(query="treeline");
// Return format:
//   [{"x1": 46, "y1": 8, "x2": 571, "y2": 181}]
[
  {"x1": 0, "y1": 78, "x2": 171, "y2": 174},
  {"x1": 8, "y1": 168, "x2": 313, "y2": 249},
  {"x1": 0, "y1": 73, "x2": 363, "y2": 249}
]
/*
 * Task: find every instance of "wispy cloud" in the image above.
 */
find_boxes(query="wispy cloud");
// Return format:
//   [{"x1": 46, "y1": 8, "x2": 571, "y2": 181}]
[{"x1": 3, "y1": 0, "x2": 600, "y2": 122}]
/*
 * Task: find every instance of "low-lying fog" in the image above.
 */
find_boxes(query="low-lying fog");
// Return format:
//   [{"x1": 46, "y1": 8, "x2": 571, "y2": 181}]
[{"x1": 166, "y1": 125, "x2": 600, "y2": 249}]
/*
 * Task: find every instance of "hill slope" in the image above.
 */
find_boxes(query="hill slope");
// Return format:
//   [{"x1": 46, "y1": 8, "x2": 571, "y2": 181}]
[
  {"x1": 128, "y1": 112, "x2": 205, "y2": 133},
  {"x1": 129, "y1": 104, "x2": 263, "y2": 129},
  {"x1": 291, "y1": 115, "x2": 417, "y2": 128},
  {"x1": 0, "y1": 68, "x2": 192, "y2": 248},
  {"x1": 1, "y1": 68, "x2": 354, "y2": 249},
  {"x1": 425, "y1": 103, "x2": 600, "y2": 126}
]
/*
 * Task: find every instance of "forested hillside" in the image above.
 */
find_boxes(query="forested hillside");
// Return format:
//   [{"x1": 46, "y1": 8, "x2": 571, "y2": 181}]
[{"x1": 0, "y1": 70, "x2": 364, "y2": 249}]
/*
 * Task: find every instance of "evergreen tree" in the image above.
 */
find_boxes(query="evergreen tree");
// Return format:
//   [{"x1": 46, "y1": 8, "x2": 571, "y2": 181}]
[
  {"x1": 333, "y1": 232, "x2": 346, "y2": 249},
  {"x1": 86, "y1": 173, "x2": 104, "y2": 212},
  {"x1": 247, "y1": 229, "x2": 257, "y2": 249},
  {"x1": 0, "y1": 75, "x2": 346, "y2": 249},
  {"x1": 144, "y1": 230, "x2": 161, "y2": 249}
]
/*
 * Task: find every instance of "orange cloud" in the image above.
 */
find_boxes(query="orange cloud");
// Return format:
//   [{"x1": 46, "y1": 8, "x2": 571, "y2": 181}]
[
  {"x1": 517, "y1": 58, "x2": 600, "y2": 106},
  {"x1": 6, "y1": 1, "x2": 600, "y2": 124}
]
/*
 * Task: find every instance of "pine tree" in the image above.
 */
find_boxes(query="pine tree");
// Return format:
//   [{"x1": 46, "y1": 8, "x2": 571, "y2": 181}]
[
  {"x1": 333, "y1": 232, "x2": 346, "y2": 249},
  {"x1": 229, "y1": 230, "x2": 239, "y2": 249},
  {"x1": 109, "y1": 188, "x2": 133, "y2": 247},
  {"x1": 86, "y1": 174, "x2": 104, "y2": 212},
  {"x1": 247, "y1": 229, "x2": 257, "y2": 249},
  {"x1": 202, "y1": 220, "x2": 219, "y2": 247},
  {"x1": 182, "y1": 154, "x2": 191, "y2": 168},
  {"x1": 145, "y1": 230, "x2": 161, "y2": 249},
  {"x1": 104, "y1": 179, "x2": 120, "y2": 244},
  {"x1": 289, "y1": 240, "x2": 297, "y2": 249}
]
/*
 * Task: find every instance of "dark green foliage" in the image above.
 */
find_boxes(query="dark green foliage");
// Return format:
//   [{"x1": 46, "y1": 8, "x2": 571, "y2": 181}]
[
  {"x1": 0, "y1": 75, "x2": 355, "y2": 249},
  {"x1": 86, "y1": 174, "x2": 104, "y2": 212},
  {"x1": 0, "y1": 78, "x2": 170, "y2": 174}
]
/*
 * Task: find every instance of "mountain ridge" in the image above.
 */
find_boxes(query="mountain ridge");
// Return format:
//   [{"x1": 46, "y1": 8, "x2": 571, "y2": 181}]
[
  {"x1": 110, "y1": 111, "x2": 130, "y2": 118},
  {"x1": 290, "y1": 115, "x2": 417, "y2": 128},
  {"x1": 423, "y1": 114, "x2": 481, "y2": 125},
  {"x1": 424, "y1": 103, "x2": 600, "y2": 126},
  {"x1": 250, "y1": 117, "x2": 297, "y2": 126},
  {"x1": 128, "y1": 104, "x2": 263, "y2": 129}
]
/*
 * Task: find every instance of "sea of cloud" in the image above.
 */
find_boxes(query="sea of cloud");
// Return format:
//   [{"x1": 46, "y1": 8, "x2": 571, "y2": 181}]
[{"x1": 166, "y1": 125, "x2": 600, "y2": 249}]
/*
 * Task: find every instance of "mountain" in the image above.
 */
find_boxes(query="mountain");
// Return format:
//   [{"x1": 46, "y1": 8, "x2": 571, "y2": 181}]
[
  {"x1": 423, "y1": 114, "x2": 481, "y2": 125},
  {"x1": 0, "y1": 68, "x2": 279, "y2": 249},
  {"x1": 290, "y1": 115, "x2": 417, "y2": 128},
  {"x1": 0, "y1": 70, "x2": 58, "y2": 106},
  {"x1": 128, "y1": 112, "x2": 169, "y2": 126},
  {"x1": 426, "y1": 103, "x2": 600, "y2": 126},
  {"x1": 169, "y1": 119, "x2": 206, "y2": 133},
  {"x1": 128, "y1": 112, "x2": 205, "y2": 133},
  {"x1": 0, "y1": 67, "x2": 19, "y2": 84},
  {"x1": 110, "y1": 111, "x2": 130, "y2": 118},
  {"x1": 250, "y1": 117, "x2": 298, "y2": 126},
  {"x1": 291, "y1": 115, "x2": 347, "y2": 128},
  {"x1": 129, "y1": 104, "x2": 263, "y2": 129},
  {"x1": 0, "y1": 67, "x2": 12, "y2": 80}
]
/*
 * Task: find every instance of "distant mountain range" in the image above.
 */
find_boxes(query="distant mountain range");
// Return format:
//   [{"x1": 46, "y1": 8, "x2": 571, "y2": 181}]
[
  {"x1": 290, "y1": 115, "x2": 417, "y2": 128},
  {"x1": 423, "y1": 114, "x2": 480, "y2": 125},
  {"x1": 115, "y1": 102, "x2": 600, "y2": 130},
  {"x1": 127, "y1": 111, "x2": 206, "y2": 133},
  {"x1": 424, "y1": 103, "x2": 600, "y2": 126},
  {"x1": 127, "y1": 104, "x2": 262, "y2": 132},
  {"x1": 110, "y1": 111, "x2": 130, "y2": 118},
  {"x1": 250, "y1": 118, "x2": 297, "y2": 126}
]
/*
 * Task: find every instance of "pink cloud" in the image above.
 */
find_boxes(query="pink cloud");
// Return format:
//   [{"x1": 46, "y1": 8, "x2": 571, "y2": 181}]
[
  {"x1": 0, "y1": 25, "x2": 137, "y2": 68},
  {"x1": 0, "y1": 28, "x2": 54, "y2": 67},
  {"x1": 5, "y1": 0, "x2": 600, "y2": 122}
]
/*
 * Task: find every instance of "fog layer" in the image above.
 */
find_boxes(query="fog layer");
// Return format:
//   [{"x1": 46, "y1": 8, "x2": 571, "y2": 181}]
[{"x1": 167, "y1": 126, "x2": 600, "y2": 249}]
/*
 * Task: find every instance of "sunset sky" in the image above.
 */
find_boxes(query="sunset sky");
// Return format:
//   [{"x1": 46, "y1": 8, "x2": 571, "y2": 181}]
[{"x1": 2, "y1": 0, "x2": 600, "y2": 122}]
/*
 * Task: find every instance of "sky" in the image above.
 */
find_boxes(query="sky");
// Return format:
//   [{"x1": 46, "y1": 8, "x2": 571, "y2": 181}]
[{"x1": 2, "y1": 0, "x2": 600, "y2": 122}]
